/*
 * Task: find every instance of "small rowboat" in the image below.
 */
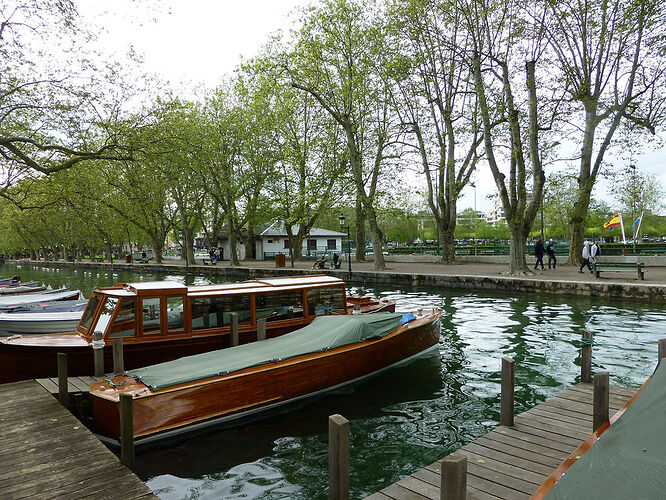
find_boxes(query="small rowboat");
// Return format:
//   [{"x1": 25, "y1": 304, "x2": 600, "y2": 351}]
[{"x1": 91, "y1": 310, "x2": 441, "y2": 443}]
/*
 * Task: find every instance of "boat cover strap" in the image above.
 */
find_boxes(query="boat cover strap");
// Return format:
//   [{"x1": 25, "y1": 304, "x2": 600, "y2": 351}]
[{"x1": 127, "y1": 313, "x2": 403, "y2": 390}]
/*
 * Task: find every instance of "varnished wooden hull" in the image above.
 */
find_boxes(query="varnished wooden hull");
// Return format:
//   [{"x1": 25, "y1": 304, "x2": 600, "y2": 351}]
[
  {"x1": 0, "y1": 301, "x2": 394, "y2": 384},
  {"x1": 91, "y1": 312, "x2": 440, "y2": 443}
]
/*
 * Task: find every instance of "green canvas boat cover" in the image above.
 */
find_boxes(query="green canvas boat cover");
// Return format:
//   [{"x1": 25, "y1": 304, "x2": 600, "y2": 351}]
[
  {"x1": 128, "y1": 313, "x2": 402, "y2": 390},
  {"x1": 545, "y1": 360, "x2": 666, "y2": 499}
]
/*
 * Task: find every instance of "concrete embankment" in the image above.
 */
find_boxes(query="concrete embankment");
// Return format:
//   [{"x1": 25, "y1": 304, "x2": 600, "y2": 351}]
[{"x1": 10, "y1": 258, "x2": 666, "y2": 303}]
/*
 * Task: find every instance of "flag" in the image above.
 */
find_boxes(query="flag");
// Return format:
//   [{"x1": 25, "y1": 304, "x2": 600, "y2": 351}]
[
  {"x1": 604, "y1": 214, "x2": 622, "y2": 230},
  {"x1": 632, "y1": 212, "x2": 643, "y2": 232}
]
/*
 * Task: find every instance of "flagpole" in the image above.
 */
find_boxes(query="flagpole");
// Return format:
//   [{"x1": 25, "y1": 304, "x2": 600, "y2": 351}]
[
  {"x1": 634, "y1": 211, "x2": 644, "y2": 239},
  {"x1": 619, "y1": 213, "x2": 627, "y2": 244}
]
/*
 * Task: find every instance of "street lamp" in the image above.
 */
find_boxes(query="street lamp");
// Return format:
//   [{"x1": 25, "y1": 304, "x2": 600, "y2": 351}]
[{"x1": 338, "y1": 214, "x2": 352, "y2": 274}]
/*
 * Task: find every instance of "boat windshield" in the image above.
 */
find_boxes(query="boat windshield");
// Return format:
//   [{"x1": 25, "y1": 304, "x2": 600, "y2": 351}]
[
  {"x1": 79, "y1": 294, "x2": 102, "y2": 332},
  {"x1": 108, "y1": 298, "x2": 136, "y2": 338},
  {"x1": 95, "y1": 297, "x2": 119, "y2": 336}
]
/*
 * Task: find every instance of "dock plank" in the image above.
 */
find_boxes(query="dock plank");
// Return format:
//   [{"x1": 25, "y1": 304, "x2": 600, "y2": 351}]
[
  {"x1": 0, "y1": 380, "x2": 155, "y2": 500},
  {"x1": 366, "y1": 383, "x2": 634, "y2": 499}
]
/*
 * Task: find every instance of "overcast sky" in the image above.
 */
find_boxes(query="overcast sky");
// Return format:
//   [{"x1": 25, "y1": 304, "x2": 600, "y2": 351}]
[{"x1": 75, "y1": 0, "x2": 665, "y2": 215}]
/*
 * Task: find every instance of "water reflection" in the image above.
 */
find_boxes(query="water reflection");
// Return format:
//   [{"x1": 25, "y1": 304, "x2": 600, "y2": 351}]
[{"x1": 3, "y1": 264, "x2": 666, "y2": 499}]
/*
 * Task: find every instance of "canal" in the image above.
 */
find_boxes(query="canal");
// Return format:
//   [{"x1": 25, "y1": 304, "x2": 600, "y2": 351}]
[{"x1": 3, "y1": 263, "x2": 665, "y2": 499}]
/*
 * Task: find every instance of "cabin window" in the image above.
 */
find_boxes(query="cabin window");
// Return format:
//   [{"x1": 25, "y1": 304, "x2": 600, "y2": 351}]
[
  {"x1": 167, "y1": 296, "x2": 185, "y2": 332},
  {"x1": 108, "y1": 298, "x2": 136, "y2": 338},
  {"x1": 283, "y1": 239, "x2": 290, "y2": 249},
  {"x1": 95, "y1": 297, "x2": 119, "y2": 335},
  {"x1": 327, "y1": 239, "x2": 337, "y2": 250},
  {"x1": 307, "y1": 239, "x2": 317, "y2": 251},
  {"x1": 190, "y1": 294, "x2": 251, "y2": 330},
  {"x1": 307, "y1": 286, "x2": 345, "y2": 316},
  {"x1": 255, "y1": 291, "x2": 304, "y2": 322},
  {"x1": 79, "y1": 294, "x2": 101, "y2": 331},
  {"x1": 142, "y1": 297, "x2": 162, "y2": 335}
]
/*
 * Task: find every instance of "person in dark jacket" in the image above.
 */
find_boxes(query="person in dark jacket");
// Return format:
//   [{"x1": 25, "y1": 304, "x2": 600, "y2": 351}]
[
  {"x1": 546, "y1": 239, "x2": 557, "y2": 269},
  {"x1": 534, "y1": 239, "x2": 545, "y2": 270}
]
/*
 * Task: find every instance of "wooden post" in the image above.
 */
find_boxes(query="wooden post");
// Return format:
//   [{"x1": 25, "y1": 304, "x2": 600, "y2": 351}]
[
  {"x1": 93, "y1": 330, "x2": 104, "y2": 377},
  {"x1": 113, "y1": 339, "x2": 124, "y2": 373},
  {"x1": 440, "y1": 454, "x2": 467, "y2": 500},
  {"x1": 581, "y1": 329, "x2": 593, "y2": 383},
  {"x1": 57, "y1": 352, "x2": 68, "y2": 408},
  {"x1": 328, "y1": 414, "x2": 349, "y2": 500},
  {"x1": 120, "y1": 393, "x2": 135, "y2": 468},
  {"x1": 658, "y1": 339, "x2": 666, "y2": 362},
  {"x1": 230, "y1": 312, "x2": 239, "y2": 347},
  {"x1": 593, "y1": 371, "x2": 609, "y2": 432},
  {"x1": 257, "y1": 318, "x2": 267, "y2": 341},
  {"x1": 500, "y1": 356, "x2": 514, "y2": 427}
]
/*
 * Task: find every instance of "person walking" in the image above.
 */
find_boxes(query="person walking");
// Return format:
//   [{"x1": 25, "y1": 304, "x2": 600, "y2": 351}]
[
  {"x1": 534, "y1": 239, "x2": 545, "y2": 270},
  {"x1": 546, "y1": 239, "x2": 557, "y2": 269},
  {"x1": 591, "y1": 240, "x2": 600, "y2": 263},
  {"x1": 579, "y1": 240, "x2": 592, "y2": 273}
]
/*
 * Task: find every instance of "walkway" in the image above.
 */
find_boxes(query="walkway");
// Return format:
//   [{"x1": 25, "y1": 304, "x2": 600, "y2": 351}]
[
  {"x1": 365, "y1": 383, "x2": 635, "y2": 499},
  {"x1": 0, "y1": 380, "x2": 155, "y2": 500}
]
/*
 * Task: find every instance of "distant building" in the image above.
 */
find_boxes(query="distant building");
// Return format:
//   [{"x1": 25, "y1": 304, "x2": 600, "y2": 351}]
[{"x1": 487, "y1": 196, "x2": 505, "y2": 226}]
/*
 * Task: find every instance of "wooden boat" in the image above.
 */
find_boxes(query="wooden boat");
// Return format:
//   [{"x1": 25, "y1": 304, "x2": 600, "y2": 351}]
[
  {"x1": 91, "y1": 310, "x2": 441, "y2": 443},
  {"x1": 0, "y1": 282, "x2": 46, "y2": 295},
  {"x1": 0, "y1": 275, "x2": 394, "y2": 383}
]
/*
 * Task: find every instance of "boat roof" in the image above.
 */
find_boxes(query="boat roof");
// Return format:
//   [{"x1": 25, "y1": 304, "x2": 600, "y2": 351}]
[
  {"x1": 97, "y1": 275, "x2": 345, "y2": 298},
  {"x1": 127, "y1": 313, "x2": 402, "y2": 390}
]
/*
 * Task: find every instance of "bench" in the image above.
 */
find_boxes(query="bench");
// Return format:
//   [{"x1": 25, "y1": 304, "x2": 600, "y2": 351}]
[
  {"x1": 202, "y1": 258, "x2": 218, "y2": 266},
  {"x1": 594, "y1": 262, "x2": 646, "y2": 280}
]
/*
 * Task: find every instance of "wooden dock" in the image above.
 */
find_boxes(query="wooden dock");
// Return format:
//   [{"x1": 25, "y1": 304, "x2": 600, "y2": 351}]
[
  {"x1": 366, "y1": 383, "x2": 636, "y2": 500},
  {"x1": 35, "y1": 375, "x2": 101, "y2": 395},
  {"x1": 0, "y1": 380, "x2": 155, "y2": 499}
]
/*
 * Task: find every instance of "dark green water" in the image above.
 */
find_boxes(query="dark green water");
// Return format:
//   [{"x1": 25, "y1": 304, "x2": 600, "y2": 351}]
[{"x1": 4, "y1": 263, "x2": 666, "y2": 499}]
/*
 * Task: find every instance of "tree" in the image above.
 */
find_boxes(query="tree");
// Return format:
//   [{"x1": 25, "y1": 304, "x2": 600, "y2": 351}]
[
  {"x1": 288, "y1": 0, "x2": 404, "y2": 270},
  {"x1": 0, "y1": 1, "x2": 137, "y2": 201},
  {"x1": 540, "y1": 0, "x2": 666, "y2": 263},
  {"x1": 387, "y1": 0, "x2": 482, "y2": 264},
  {"x1": 462, "y1": 0, "x2": 552, "y2": 274}
]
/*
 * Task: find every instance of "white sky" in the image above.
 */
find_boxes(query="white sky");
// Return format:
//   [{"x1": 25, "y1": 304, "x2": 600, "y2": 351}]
[{"x1": 75, "y1": 0, "x2": 665, "y2": 214}]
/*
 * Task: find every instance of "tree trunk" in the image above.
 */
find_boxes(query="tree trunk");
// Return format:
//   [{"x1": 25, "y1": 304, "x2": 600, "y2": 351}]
[
  {"x1": 568, "y1": 182, "x2": 593, "y2": 266},
  {"x1": 151, "y1": 238, "x2": 164, "y2": 264},
  {"x1": 89, "y1": 247, "x2": 95, "y2": 262},
  {"x1": 229, "y1": 230, "x2": 240, "y2": 266},
  {"x1": 106, "y1": 242, "x2": 113, "y2": 263},
  {"x1": 354, "y1": 201, "x2": 365, "y2": 262},
  {"x1": 508, "y1": 225, "x2": 529, "y2": 273},
  {"x1": 440, "y1": 227, "x2": 455, "y2": 264},
  {"x1": 366, "y1": 206, "x2": 385, "y2": 270}
]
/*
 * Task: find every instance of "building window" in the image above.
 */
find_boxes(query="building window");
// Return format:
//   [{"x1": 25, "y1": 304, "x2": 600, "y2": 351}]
[
  {"x1": 284, "y1": 239, "x2": 290, "y2": 249},
  {"x1": 307, "y1": 239, "x2": 317, "y2": 250},
  {"x1": 267, "y1": 239, "x2": 273, "y2": 243},
  {"x1": 327, "y1": 239, "x2": 337, "y2": 250}
]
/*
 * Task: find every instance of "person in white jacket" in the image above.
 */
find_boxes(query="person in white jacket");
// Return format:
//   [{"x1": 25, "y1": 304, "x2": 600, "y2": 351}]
[
  {"x1": 579, "y1": 240, "x2": 592, "y2": 273},
  {"x1": 590, "y1": 240, "x2": 600, "y2": 268}
]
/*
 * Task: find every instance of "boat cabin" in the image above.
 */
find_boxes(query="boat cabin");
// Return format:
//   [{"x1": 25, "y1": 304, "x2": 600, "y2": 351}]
[{"x1": 76, "y1": 276, "x2": 348, "y2": 343}]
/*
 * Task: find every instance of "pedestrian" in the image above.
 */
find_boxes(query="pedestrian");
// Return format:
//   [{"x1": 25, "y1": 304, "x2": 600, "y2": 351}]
[
  {"x1": 534, "y1": 239, "x2": 545, "y2": 270},
  {"x1": 579, "y1": 240, "x2": 592, "y2": 273},
  {"x1": 333, "y1": 252, "x2": 339, "y2": 267},
  {"x1": 546, "y1": 239, "x2": 557, "y2": 269},
  {"x1": 591, "y1": 240, "x2": 600, "y2": 263}
]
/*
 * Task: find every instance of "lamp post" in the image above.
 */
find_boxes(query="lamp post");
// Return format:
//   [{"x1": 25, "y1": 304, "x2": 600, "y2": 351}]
[{"x1": 339, "y1": 214, "x2": 352, "y2": 274}]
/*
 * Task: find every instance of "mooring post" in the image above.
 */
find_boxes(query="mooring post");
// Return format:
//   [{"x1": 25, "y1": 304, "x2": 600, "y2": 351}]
[
  {"x1": 658, "y1": 338, "x2": 666, "y2": 362},
  {"x1": 257, "y1": 318, "x2": 267, "y2": 341},
  {"x1": 593, "y1": 371, "x2": 609, "y2": 432},
  {"x1": 112, "y1": 338, "x2": 124, "y2": 373},
  {"x1": 93, "y1": 330, "x2": 104, "y2": 377},
  {"x1": 328, "y1": 414, "x2": 350, "y2": 500},
  {"x1": 581, "y1": 329, "x2": 593, "y2": 383},
  {"x1": 230, "y1": 312, "x2": 239, "y2": 347},
  {"x1": 57, "y1": 352, "x2": 68, "y2": 408},
  {"x1": 440, "y1": 454, "x2": 467, "y2": 500},
  {"x1": 500, "y1": 356, "x2": 515, "y2": 427},
  {"x1": 120, "y1": 393, "x2": 135, "y2": 468}
]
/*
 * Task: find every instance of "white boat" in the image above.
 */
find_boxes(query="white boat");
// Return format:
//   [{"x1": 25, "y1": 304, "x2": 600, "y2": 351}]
[
  {"x1": 0, "y1": 289, "x2": 82, "y2": 311},
  {"x1": 0, "y1": 309, "x2": 84, "y2": 336}
]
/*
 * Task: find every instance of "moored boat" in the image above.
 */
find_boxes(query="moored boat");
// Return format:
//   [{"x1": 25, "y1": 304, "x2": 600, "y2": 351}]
[
  {"x1": 91, "y1": 310, "x2": 441, "y2": 443},
  {"x1": 0, "y1": 275, "x2": 394, "y2": 383},
  {"x1": 0, "y1": 288, "x2": 81, "y2": 311},
  {"x1": 0, "y1": 308, "x2": 85, "y2": 336}
]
